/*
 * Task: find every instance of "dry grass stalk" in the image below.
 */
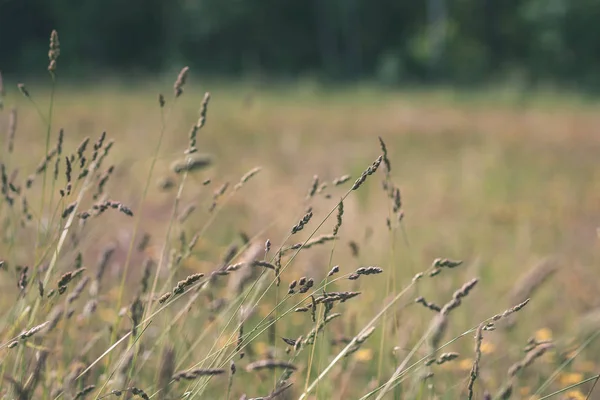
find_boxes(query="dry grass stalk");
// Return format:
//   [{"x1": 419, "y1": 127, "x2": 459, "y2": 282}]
[
  {"x1": 415, "y1": 296, "x2": 441, "y2": 312},
  {"x1": 158, "y1": 292, "x2": 172, "y2": 304},
  {"x1": 297, "y1": 278, "x2": 314, "y2": 294},
  {"x1": 312, "y1": 291, "x2": 361, "y2": 305},
  {"x1": 74, "y1": 385, "x2": 95, "y2": 399},
  {"x1": 467, "y1": 323, "x2": 484, "y2": 400},
  {"x1": 1, "y1": 163, "x2": 14, "y2": 206},
  {"x1": 93, "y1": 165, "x2": 114, "y2": 200},
  {"x1": 440, "y1": 278, "x2": 478, "y2": 315},
  {"x1": 57, "y1": 268, "x2": 85, "y2": 294},
  {"x1": 467, "y1": 299, "x2": 531, "y2": 399},
  {"x1": 378, "y1": 136, "x2": 391, "y2": 178},
  {"x1": 352, "y1": 155, "x2": 382, "y2": 190},
  {"x1": 178, "y1": 203, "x2": 196, "y2": 223},
  {"x1": 307, "y1": 175, "x2": 319, "y2": 199},
  {"x1": 172, "y1": 368, "x2": 225, "y2": 381},
  {"x1": 174, "y1": 66, "x2": 189, "y2": 97},
  {"x1": 67, "y1": 276, "x2": 89, "y2": 303},
  {"x1": 291, "y1": 210, "x2": 313, "y2": 234},
  {"x1": 107, "y1": 387, "x2": 149, "y2": 400},
  {"x1": 186, "y1": 92, "x2": 211, "y2": 154},
  {"x1": 208, "y1": 181, "x2": 230, "y2": 212},
  {"x1": 62, "y1": 201, "x2": 77, "y2": 219},
  {"x1": 433, "y1": 352, "x2": 459, "y2": 366},
  {"x1": 252, "y1": 260, "x2": 276, "y2": 270},
  {"x1": 333, "y1": 174, "x2": 351, "y2": 186},
  {"x1": 171, "y1": 153, "x2": 213, "y2": 174},
  {"x1": 235, "y1": 167, "x2": 262, "y2": 190},
  {"x1": 48, "y1": 29, "x2": 60, "y2": 73},
  {"x1": 349, "y1": 266, "x2": 383, "y2": 281},
  {"x1": 333, "y1": 200, "x2": 344, "y2": 236},
  {"x1": 173, "y1": 273, "x2": 204, "y2": 295},
  {"x1": 281, "y1": 235, "x2": 335, "y2": 255},
  {"x1": 20, "y1": 321, "x2": 50, "y2": 339},
  {"x1": 18, "y1": 266, "x2": 28, "y2": 291},
  {"x1": 83, "y1": 199, "x2": 133, "y2": 218},
  {"x1": 245, "y1": 359, "x2": 297, "y2": 372}
]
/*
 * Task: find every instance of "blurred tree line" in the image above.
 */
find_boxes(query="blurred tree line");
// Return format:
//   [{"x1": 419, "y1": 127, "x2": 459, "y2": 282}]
[{"x1": 2, "y1": 0, "x2": 600, "y2": 87}]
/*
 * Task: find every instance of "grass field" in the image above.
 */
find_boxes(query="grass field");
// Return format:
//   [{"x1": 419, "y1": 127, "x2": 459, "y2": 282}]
[{"x1": 0, "y1": 72, "x2": 599, "y2": 400}]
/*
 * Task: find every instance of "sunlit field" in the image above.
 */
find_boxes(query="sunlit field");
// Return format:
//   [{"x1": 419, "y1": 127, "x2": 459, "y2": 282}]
[{"x1": 1, "y1": 71, "x2": 599, "y2": 400}]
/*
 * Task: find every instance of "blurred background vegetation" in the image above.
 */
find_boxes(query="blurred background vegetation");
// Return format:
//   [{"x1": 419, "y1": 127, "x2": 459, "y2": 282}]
[{"x1": 2, "y1": 0, "x2": 600, "y2": 90}]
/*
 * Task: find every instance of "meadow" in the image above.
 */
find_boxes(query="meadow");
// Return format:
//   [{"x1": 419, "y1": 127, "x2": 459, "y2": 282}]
[{"x1": 1, "y1": 59, "x2": 600, "y2": 399}]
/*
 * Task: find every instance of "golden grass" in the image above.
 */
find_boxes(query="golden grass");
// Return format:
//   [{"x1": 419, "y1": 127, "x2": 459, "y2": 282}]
[{"x1": 1, "y1": 71, "x2": 600, "y2": 399}]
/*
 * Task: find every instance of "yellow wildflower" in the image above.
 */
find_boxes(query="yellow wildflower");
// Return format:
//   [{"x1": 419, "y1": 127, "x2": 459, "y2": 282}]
[
  {"x1": 560, "y1": 372, "x2": 584, "y2": 386},
  {"x1": 535, "y1": 328, "x2": 553, "y2": 342},
  {"x1": 563, "y1": 390, "x2": 586, "y2": 400},
  {"x1": 458, "y1": 358, "x2": 473, "y2": 371},
  {"x1": 354, "y1": 348, "x2": 373, "y2": 362},
  {"x1": 480, "y1": 340, "x2": 496, "y2": 354}
]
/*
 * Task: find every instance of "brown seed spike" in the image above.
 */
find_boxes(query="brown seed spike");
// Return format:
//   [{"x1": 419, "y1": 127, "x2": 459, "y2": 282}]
[
  {"x1": 245, "y1": 359, "x2": 297, "y2": 372},
  {"x1": 158, "y1": 292, "x2": 172, "y2": 304},
  {"x1": 378, "y1": 136, "x2": 391, "y2": 177},
  {"x1": 174, "y1": 66, "x2": 190, "y2": 98},
  {"x1": 48, "y1": 30, "x2": 60, "y2": 73}
]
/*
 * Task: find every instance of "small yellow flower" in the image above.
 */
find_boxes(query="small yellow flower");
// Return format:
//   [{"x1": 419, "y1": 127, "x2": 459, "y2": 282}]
[
  {"x1": 560, "y1": 372, "x2": 584, "y2": 386},
  {"x1": 458, "y1": 358, "x2": 473, "y2": 371},
  {"x1": 576, "y1": 360, "x2": 596, "y2": 373},
  {"x1": 535, "y1": 328, "x2": 553, "y2": 342},
  {"x1": 353, "y1": 348, "x2": 373, "y2": 362},
  {"x1": 519, "y1": 386, "x2": 531, "y2": 396},
  {"x1": 480, "y1": 340, "x2": 496, "y2": 354},
  {"x1": 563, "y1": 390, "x2": 586, "y2": 400}
]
